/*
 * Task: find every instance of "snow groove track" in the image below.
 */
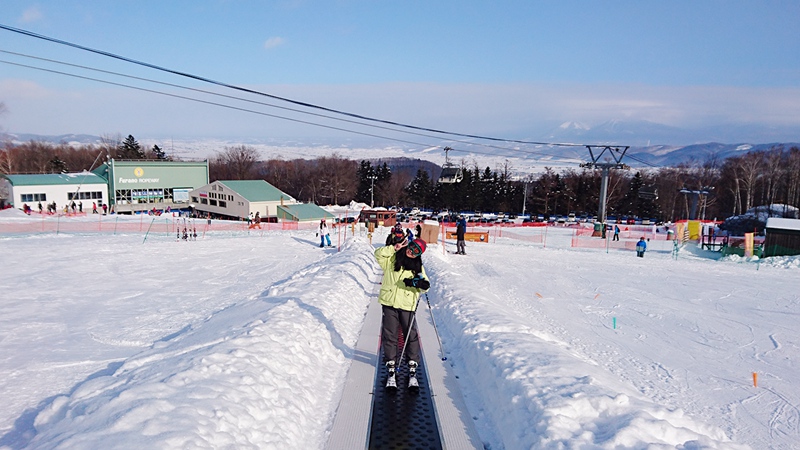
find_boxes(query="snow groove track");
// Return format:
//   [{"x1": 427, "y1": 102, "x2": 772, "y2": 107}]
[{"x1": 369, "y1": 347, "x2": 443, "y2": 450}]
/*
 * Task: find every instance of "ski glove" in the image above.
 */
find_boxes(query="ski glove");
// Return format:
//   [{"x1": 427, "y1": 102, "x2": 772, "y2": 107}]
[{"x1": 403, "y1": 276, "x2": 430, "y2": 290}]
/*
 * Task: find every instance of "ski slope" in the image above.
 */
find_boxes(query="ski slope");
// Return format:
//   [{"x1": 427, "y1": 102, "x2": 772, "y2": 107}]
[{"x1": 0, "y1": 209, "x2": 798, "y2": 449}]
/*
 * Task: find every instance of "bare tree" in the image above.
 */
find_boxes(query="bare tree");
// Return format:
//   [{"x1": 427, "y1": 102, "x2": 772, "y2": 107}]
[
  {"x1": 786, "y1": 147, "x2": 800, "y2": 212},
  {"x1": 738, "y1": 151, "x2": 764, "y2": 212},
  {"x1": 100, "y1": 134, "x2": 122, "y2": 160},
  {"x1": 0, "y1": 141, "x2": 13, "y2": 174},
  {"x1": 314, "y1": 154, "x2": 358, "y2": 205},
  {"x1": 210, "y1": 145, "x2": 260, "y2": 180},
  {"x1": 761, "y1": 147, "x2": 784, "y2": 208}
]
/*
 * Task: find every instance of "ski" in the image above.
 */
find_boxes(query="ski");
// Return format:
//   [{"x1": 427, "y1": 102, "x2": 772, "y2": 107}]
[
  {"x1": 386, "y1": 374, "x2": 397, "y2": 389},
  {"x1": 408, "y1": 360, "x2": 419, "y2": 389},
  {"x1": 385, "y1": 361, "x2": 397, "y2": 389}
]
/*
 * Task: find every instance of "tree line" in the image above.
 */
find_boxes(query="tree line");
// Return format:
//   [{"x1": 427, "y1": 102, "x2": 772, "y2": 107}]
[
  {"x1": 0, "y1": 134, "x2": 168, "y2": 175},
  {"x1": 210, "y1": 144, "x2": 800, "y2": 221},
  {"x1": 2, "y1": 136, "x2": 799, "y2": 222}
]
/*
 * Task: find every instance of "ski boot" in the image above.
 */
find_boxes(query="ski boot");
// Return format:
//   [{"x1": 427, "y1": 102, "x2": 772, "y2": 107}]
[
  {"x1": 385, "y1": 361, "x2": 397, "y2": 389},
  {"x1": 408, "y1": 360, "x2": 419, "y2": 388}
]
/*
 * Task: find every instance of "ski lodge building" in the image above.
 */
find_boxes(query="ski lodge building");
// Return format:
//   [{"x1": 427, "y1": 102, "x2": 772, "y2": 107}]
[
  {"x1": 92, "y1": 159, "x2": 209, "y2": 214},
  {"x1": 188, "y1": 180, "x2": 332, "y2": 223},
  {"x1": 2, "y1": 159, "x2": 330, "y2": 222},
  {"x1": 0, "y1": 172, "x2": 109, "y2": 212}
]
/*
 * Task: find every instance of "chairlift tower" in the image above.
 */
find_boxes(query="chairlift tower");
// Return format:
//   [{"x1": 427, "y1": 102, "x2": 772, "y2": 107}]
[
  {"x1": 580, "y1": 145, "x2": 630, "y2": 227},
  {"x1": 679, "y1": 186, "x2": 713, "y2": 220}
]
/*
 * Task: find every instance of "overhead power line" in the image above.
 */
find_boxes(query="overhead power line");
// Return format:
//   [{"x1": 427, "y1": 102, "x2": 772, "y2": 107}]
[
  {"x1": 2, "y1": 57, "x2": 590, "y2": 165},
  {"x1": 0, "y1": 23, "x2": 585, "y2": 148},
  {"x1": 0, "y1": 49, "x2": 579, "y2": 162}
]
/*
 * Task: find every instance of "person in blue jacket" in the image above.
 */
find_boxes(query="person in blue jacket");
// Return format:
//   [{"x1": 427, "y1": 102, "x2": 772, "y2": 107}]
[
  {"x1": 636, "y1": 237, "x2": 647, "y2": 257},
  {"x1": 374, "y1": 237, "x2": 430, "y2": 383},
  {"x1": 455, "y1": 215, "x2": 468, "y2": 254}
]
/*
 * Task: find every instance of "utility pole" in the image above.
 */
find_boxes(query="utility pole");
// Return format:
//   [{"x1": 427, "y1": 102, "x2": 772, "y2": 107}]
[
  {"x1": 521, "y1": 179, "x2": 529, "y2": 216},
  {"x1": 580, "y1": 146, "x2": 629, "y2": 234},
  {"x1": 369, "y1": 175, "x2": 378, "y2": 208}
]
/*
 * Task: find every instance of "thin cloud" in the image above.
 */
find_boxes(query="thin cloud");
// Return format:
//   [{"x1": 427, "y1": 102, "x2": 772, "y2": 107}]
[
  {"x1": 20, "y1": 6, "x2": 43, "y2": 23},
  {"x1": 263, "y1": 37, "x2": 285, "y2": 50}
]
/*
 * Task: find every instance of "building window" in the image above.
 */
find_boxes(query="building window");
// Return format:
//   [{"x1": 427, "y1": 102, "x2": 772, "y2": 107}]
[
  {"x1": 191, "y1": 196, "x2": 199, "y2": 203},
  {"x1": 210, "y1": 199, "x2": 217, "y2": 206},
  {"x1": 76, "y1": 191, "x2": 104, "y2": 201},
  {"x1": 21, "y1": 193, "x2": 47, "y2": 202},
  {"x1": 219, "y1": 201, "x2": 227, "y2": 208},
  {"x1": 200, "y1": 198, "x2": 208, "y2": 204}
]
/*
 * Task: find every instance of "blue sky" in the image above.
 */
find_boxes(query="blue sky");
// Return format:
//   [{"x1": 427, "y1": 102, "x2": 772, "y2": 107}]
[{"x1": 1, "y1": 1, "x2": 799, "y2": 145}]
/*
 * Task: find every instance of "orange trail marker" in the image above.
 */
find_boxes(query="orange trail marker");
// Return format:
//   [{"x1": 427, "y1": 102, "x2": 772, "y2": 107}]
[
  {"x1": 594, "y1": 294, "x2": 600, "y2": 300},
  {"x1": 753, "y1": 372, "x2": 758, "y2": 387},
  {"x1": 536, "y1": 293, "x2": 543, "y2": 298}
]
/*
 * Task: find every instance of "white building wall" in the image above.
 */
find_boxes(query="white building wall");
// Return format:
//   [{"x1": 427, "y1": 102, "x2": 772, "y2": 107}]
[
  {"x1": 12, "y1": 184, "x2": 108, "y2": 211},
  {"x1": 189, "y1": 181, "x2": 301, "y2": 221}
]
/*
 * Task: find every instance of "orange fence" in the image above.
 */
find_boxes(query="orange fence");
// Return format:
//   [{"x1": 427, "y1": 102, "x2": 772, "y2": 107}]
[{"x1": 0, "y1": 214, "x2": 319, "y2": 236}]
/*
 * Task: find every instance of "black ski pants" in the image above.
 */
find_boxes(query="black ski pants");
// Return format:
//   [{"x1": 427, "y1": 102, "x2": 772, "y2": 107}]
[{"x1": 381, "y1": 305, "x2": 420, "y2": 364}]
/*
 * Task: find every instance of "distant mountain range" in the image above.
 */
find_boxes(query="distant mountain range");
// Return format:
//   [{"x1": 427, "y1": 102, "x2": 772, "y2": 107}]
[
  {"x1": 3, "y1": 130, "x2": 799, "y2": 169},
  {"x1": 541, "y1": 119, "x2": 800, "y2": 148}
]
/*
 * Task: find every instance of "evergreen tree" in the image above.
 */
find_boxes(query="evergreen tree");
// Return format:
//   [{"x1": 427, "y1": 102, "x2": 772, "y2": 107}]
[
  {"x1": 355, "y1": 160, "x2": 375, "y2": 205},
  {"x1": 375, "y1": 163, "x2": 392, "y2": 206},
  {"x1": 118, "y1": 135, "x2": 144, "y2": 159},
  {"x1": 479, "y1": 167, "x2": 498, "y2": 212},
  {"x1": 49, "y1": 157, "x2": 68, "y2": 173},
  {"x1": 406, "y1": 169, "x2": 433, "y2": 207},
  {"x1": 152, "y1": 144, "x2": 168, "y2": 160}
]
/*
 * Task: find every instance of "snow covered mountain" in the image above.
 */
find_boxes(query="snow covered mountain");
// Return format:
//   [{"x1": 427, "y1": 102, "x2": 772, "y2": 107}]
[
  {"x1": 541, "y1": 119, "x2": 800, "y2": 149},
  {"x1": 2, "y1": 131, "x2": 798, "y2": 170}
]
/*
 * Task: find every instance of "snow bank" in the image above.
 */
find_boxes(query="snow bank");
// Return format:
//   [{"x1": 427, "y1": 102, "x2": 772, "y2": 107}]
[
  {"x1": 424, "y1": 245, "x2": 753, "y2": 449},
  {"x1": 23, "y1": 240, "x2": 375, "y2": 450}
]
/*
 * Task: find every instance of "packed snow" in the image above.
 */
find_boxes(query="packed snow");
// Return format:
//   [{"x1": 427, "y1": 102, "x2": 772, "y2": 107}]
[{"x1": 1, "y1": 208, "x2": 798, "y2": 449}]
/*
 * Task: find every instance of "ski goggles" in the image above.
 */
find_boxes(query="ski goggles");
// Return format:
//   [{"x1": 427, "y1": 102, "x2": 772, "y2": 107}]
[{"x1": 408, "y1": 240, "x2": 423, "y2": 257}]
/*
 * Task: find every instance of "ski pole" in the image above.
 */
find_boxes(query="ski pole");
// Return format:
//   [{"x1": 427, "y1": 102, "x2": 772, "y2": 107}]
[
  {"x1": 396, "y1": 295, "x2": 422, "y2": 368},
  {"x1": 425, "y1": 293, "x2": 447, "y2": 361},
  {"x1": 396, "y1": 311, "x2": 417, "y2": 369}
]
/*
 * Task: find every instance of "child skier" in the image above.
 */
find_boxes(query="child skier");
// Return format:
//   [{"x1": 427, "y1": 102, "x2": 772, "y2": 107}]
[
  {"x1": 318, "y1": 219, "x2": 331, "y2": 247},
  {"x1": 636, "y1": 237, "x2": 647, "y2": 257},
  {"x1": 374, "y1": 238, "x2": 430, "y2": 389}
]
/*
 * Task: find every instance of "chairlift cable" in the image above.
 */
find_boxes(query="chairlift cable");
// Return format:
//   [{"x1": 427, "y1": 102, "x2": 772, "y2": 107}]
[
  {"x1": 0, "y1": 24, "x2": 591, "y2": 148},
  {"x1": 0, "y1": 56, "x2": 588, "y2": 165}
]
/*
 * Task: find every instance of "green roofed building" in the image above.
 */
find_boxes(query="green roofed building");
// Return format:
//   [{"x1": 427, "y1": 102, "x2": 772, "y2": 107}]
[
  {"x1": 277, "y1": 203, "x2": 335, "y2": 222},
  {"x1": 189, "y1": 179, "x2": 330, "y2": 222},
  {"x1": 0, "y1": 172, "x2": 109, "y2": 212},
  {"x1": 93, "y1": 159, "x2": 209, "y2": 214}
]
